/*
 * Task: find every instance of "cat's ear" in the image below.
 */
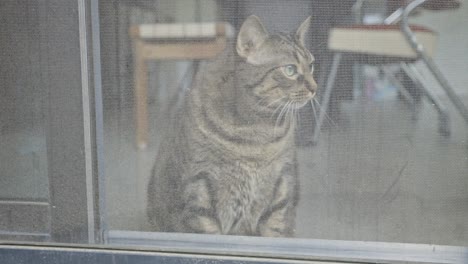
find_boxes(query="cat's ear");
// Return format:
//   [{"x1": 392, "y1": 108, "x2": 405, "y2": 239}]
[
  {"x1": 295, "y1": 16, "x2": 311, "y2": 46},
  {"x1": 236, "y1": 15, "x2": 269, "y2": 64}
]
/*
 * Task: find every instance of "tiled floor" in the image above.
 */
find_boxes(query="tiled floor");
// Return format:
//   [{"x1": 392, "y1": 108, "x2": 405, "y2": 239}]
[{"x1": 104, "y1": 95, "x2": 468, "y2": 246}]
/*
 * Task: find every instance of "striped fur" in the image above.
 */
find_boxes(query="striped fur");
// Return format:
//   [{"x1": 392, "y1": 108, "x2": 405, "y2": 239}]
[{"x1": 147, "y1": 16, "x2": 316, "y2": 237}]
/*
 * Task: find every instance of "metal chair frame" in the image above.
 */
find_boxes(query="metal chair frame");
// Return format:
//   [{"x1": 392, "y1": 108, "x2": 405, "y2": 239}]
[{"x1": 312, "y1": 0, "x2": 468, "y2": 144}]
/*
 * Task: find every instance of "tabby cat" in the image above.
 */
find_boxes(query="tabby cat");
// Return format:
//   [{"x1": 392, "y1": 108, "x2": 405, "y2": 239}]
[{"x1": 147, "y1": 16, "x2": 317, "y2": 237}]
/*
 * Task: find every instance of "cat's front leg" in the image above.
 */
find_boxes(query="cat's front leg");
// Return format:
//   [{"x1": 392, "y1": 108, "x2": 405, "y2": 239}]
[
  {"x1": 257, "y1": 167, "x2": 298, "y2": 237},
  {"x1": 180, "y1": 172, "x2": 222, "y2": 234}
]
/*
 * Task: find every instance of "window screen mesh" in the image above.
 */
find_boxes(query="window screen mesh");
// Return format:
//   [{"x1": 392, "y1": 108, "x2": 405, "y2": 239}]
[{"x1": 1, "y1": 0, "x2": 467, "y2": 251}]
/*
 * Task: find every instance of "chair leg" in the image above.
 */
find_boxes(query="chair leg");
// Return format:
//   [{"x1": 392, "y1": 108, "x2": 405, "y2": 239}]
[
  {"x1": 419, "y1": 56, "x2": 468, "y2": 125},
  {"x1": 134, "y1": 40, "x2": 149, "y2": 150},
  {"x1": 402, "y1": 63, "x2": 451, "y2": 136},
  {"x1": 312, "y1": 52, "x2": 342, "y2": 144},
  {"x1": 401, "y1": 0, "x2": 468, "y2": 126},
  {"x1": 380, "y1": 66, "x2": 417, "y2": 108}
]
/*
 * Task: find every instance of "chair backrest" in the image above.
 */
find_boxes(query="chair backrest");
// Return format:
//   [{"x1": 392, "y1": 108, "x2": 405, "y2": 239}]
[
  {"x1": 328, "y1": 25, "x2": 438, "y2": 58},
  {"x1": 129, "y1": 22, "x2": 235, "y2": 40}
]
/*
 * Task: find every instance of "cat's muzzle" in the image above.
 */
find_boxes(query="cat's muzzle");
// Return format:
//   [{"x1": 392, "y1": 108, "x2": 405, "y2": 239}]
[{"x1": 290, "y1": 91, "x2": 315, "y2": 107}]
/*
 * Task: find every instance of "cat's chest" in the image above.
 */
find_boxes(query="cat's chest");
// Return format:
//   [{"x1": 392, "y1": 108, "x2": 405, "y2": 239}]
[
  {"x1": 223, "y1": 160, "x2": 286, "y2": 208},
  {"x1": 215, "y1": 160, "x2": 289, "y2": 234},
  {"x1": 231, "y1": 160, "x2": 276, "y2": 191}
]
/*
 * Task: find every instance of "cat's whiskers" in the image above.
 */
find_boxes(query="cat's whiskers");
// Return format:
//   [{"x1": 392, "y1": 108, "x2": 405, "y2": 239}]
[
  {"x1": 255, "y1": 94, "x2": 277, "y2": 107},
  {"x1": 274, "y1": 101, "x2": 292, "y2": 135},
  {"x1": 277, "y1": 101, "x2": 291, "y2": 125},
  {"x1": 290, "y1": 101, "x2": 302, "y2": 128},
  {"x1": 297, "y1": 102, "x2": 302, "y2": 125},
  {"x1": 290, "y1": 102, "x2": 297, "y2": 126},
  {"x1": 285, "y1": 101, "x2": 295, "y2": 128},
  {"x1": 285, "y1": 102, "x2": 294, "y2": 127},
  {"x1": 264, "y1": 96, "x2": 286, "y2": 109},
  {"x1": 294, "y1": 102, "x2": 300, "y2": 127},
  {"x1": 254, "y1": 98, "x2": 268, "y2": 107},
  {"x1": 310, "y1": 99, "x2": 318, "y2": 128},
  {"x1": 313, "y1": 97, "x2": 336, "y2": 127},
  {"x1": 270, "y1": 100, "x2": 287, "y2": 121},
  {"x1": 310, "y1": 99, "x2": 318, "y2": 121}
]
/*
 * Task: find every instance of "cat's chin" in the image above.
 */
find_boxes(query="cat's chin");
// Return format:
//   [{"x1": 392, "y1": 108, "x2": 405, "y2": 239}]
[{"x1": 294, "y1": 100, "x2": 311, "y2": 109}]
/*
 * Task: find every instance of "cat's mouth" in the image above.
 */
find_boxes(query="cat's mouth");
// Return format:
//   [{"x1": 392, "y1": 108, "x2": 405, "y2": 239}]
[{"x1": 289, "y1": 91, "x2": 315, "y2": 107}]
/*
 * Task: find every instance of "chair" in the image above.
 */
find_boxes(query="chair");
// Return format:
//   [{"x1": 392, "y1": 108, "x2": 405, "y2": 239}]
[
  {"x1": 312, "y1": 0, "x2": 468, "y2": 144},
  {"x1": 129, "y1": 22, "x2": 232, "y2": 149}
]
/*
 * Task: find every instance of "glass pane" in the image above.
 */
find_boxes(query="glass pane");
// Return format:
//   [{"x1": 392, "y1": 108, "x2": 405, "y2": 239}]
[
  {"x1": 100, "y1": 0, "x2": 468, "y2": 250},
  {"x1": 0, "y1": 1, "x2": 49, "y2": 201},
  {"x1": 1, "y1": 0, "x2": 90, "y2": 243}
]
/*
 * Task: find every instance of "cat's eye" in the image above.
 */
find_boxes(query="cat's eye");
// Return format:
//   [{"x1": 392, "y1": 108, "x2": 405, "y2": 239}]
[
  {"x1": 283, "y1": 65, "x2": 298, "y2": 77},
  {"x1": 309, "y1": 63, "x2": 315, "y2": 73}
]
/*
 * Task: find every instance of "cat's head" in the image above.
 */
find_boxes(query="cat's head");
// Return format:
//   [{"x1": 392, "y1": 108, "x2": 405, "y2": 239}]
[{"x1": 236, "y1": 15, "x2": 317, "y2": 109}]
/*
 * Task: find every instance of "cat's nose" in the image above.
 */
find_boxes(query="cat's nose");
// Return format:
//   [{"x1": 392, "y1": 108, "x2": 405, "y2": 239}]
[{"x1": 305, "y1": 76, "x2": 317, "y2": 94}]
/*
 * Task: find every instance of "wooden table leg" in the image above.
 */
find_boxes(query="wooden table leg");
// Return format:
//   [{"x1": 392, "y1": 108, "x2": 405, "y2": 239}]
[{"x1": 134, "y1": 40, "x2": 149, "y2": 150}]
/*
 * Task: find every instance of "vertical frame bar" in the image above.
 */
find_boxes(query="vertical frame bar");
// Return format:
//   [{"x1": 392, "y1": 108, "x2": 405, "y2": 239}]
[
  {"x1": 78, "y1": 0, "x2": 96, "y2": 243},
  {"x1": 90, "y1": 0, "x2": 107, "y2": 244},
  {"x1": 44, "y1": 0, "x2": 89, "y2": 243},
  {"x1": 44, "y1": 0, "x2": 104, "y2": 244},
  {"x1": 78, "y1": 0, "x2": 106, "y2": 244}
]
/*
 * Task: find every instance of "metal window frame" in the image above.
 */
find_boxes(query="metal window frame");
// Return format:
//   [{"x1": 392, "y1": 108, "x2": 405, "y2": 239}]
[
  {"x1": 45, "y1": 0, "x2": 104, "y2": 244},
  {"x1": 0, "y1": 244, "x2": 347, "y2": 264},
  {"x1": 0, "y1": 0, "x2": 104, "y2": 244},
  {"x1": 107, "y1": 231, "x2": 468, "y2": 264},
  {"x1": 2, "y1": 0, "x2": 468, "y2": 263}
]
